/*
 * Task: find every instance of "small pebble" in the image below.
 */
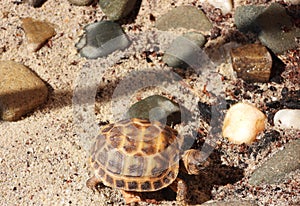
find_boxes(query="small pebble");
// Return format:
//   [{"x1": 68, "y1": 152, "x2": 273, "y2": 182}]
[
  {"x1": 98, "y1": 0, "x2": 137, "y2": 21},
  {"x1": 199, "y1": 0, "x2": 233, "y2": 14},
  {"x1": 222, "y1": 102, "x2": 266, "y2": 145},
  {"x1": 273, "y1": 109, "x2": 300, "y2": 130},
  {"x1": 0, "y1": 61, "x2": 48, "y2": 121},
  {"x1": 21, "y1": 17, "x2": 56, "y2": 52},
  {"x1": 76, "y1": 21, "x2": 130, "y2": 59},
  {"x1": 127, "y1": 95, "x2": 181, "y2": 126},
  {"x1": 24, "y1": 0, "x2": 47, "y2": 7},
  {"x1": 67, "y1": 0, "x2": 94, "y2": 6},
  {"x1": 156, "y1": 6, "x2": 213, "y2": 32},
  {"x1": 230, "y1": 43, "x2": 272, "y2": 83}
]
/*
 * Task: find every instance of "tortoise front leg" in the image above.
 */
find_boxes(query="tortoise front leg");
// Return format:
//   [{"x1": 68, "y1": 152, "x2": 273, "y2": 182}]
[
  {"x1": 182, "y1": 149, "x2": 210, "y2": 175},
  {"x1": 86, "y1": 175, "x2": 101, "y2": 191},
  {"x1": 169, "y1": 178, "x2": 188, "y2": 205},
  {"x1": 121, "y1": 190, "x2": 141, "y2": 205}
]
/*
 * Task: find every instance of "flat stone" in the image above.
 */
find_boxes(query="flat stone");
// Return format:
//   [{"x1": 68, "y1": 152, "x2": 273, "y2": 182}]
[
  {"x1": 127, "y1": 95, "x2": 181, "y2": 126},
  {"x1": 163, "y1": 32, "x2": 206, "y2": 69},
  {"x1": 156, "y1": 6, "x2": 213, "y2": 32},
  {"x1": 200, "y1": 200, "x2": 257, "y2": 206},
  {"x1": 230, "y1": 43, "x2": 272, "y2": 83},
  {"x1": 75, "y1": 21, "x2": 131, "y2": 59},
  {"x1": 249, "y1": 139, "x2": 300, "y2": 185},
  {"x1": 256, "y1": 3, "x2": 300, "y2": 54},
  {"x1": 21, "y1": 17, "x2": 56, "y2": 52},
  {"x1": 0, "y1": 61, "x2": 48, "y2": 121},
  {"x1": 98, "y1": 0, "x2": 137, "y2": 21},
  {"x1": 234, "y1": 3, "x2": 300, "y2": 54},
  {"x1": 274, "y1": 109, "x2": 300, "y2": 130},
  {"x1": 67, "y1": 0, "x2": 93, "y2": 6}
]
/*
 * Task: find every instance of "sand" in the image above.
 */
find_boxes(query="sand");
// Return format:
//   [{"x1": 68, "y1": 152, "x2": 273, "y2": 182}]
[{"x1": 1, "y1": 0, "x2": 299, "y2": 205}]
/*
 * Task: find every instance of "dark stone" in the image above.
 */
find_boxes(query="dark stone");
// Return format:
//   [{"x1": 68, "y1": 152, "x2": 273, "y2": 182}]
[
  {"x1": 99, "y1": 0, "x2": 138, "y2": 21},
  {"x1": 75, "y1": 21, "x2": 131, "y2": 59},
  {"x1": 127, "y1": 95, "x2": 181, "y2": 126}
]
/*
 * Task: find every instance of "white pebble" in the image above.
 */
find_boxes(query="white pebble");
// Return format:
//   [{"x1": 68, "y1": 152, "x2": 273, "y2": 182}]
[
  {"x1": 200, "y1": 0, "x2": 233, "y2": 14},
  {"x1": 274, "y1": 109, "x2": 300, "y2": 130},
  {"x1": 222, "y1": 102, "x2": 266, "y2": 144}
]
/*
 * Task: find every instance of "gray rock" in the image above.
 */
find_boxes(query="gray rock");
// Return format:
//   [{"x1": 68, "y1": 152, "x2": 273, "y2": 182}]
[
  {"x1": 0, "y1": 61, "x2": 48, "y2": 121},
  {"x1": 24, "y1": 0, "x2": 47, "y2": 7},
  {"x1": 21, "y1": 17, "x2": 56, "y2": 52},
  {"x1": 257, "y1": 3, "x2": 300, "y2": 54},
  {"x1": 156, "y1": 6, "x2": 213, "y2": 32},
  {"x1": 127, "y1": 95, "x2": 181, "y2": 126},
  {"x1": 201, "y1": 200, "x2": 258, "y2": 206},
  {"x1": 163, "y1": 32, "x2": 206, "y2": 69},
  {"x1": 230, "y1": 43, "x2": 272, "y2": 83},
  {"x1": 76, "y1": 21, "x2": 131, "y2": 59},
  {"x1": 249, "y1": 139, "x2": 300, "y2": 185},
  {"x1": 234, "y1": 3, "x2": 300, "y2": 54},
  {"x1": 67, "y1": 0, "x2": 94, "y2": 6},
  {"x1": 98, "y1": 0, "x2": 137, "y2": 21}
]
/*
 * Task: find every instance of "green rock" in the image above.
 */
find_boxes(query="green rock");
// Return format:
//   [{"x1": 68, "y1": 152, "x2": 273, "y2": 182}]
[
  {"x1": 75, "y1": 21, "x2": 131, "y2": 59},
  {"x1": 127, "y1": 95, "x2": 181, "y2": 126},
  {"x1": 249, "y1": 139, "x2": 300, "y2": 185},
  {"x1": 156, "y1": 6, "x2": 213, "y2": 32},
  {"x1": 99, "y1": 0, "x2": 137, "y2": 21},
  {"x1": 163, "y1": 32, "x2": 206, "y2": 69}
]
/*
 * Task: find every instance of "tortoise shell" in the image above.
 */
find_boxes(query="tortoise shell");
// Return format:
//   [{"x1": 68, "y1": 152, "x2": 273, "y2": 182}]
[{"x1": 89, "y1": 118, "x2": 184, "y2": 192}]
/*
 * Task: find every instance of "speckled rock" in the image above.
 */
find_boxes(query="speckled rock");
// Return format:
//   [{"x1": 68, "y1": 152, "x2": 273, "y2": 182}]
[
  {"x1": 0, "y1": 61, "x2": 48, "y2": 121},
  {"x1": 249, "y1": 139, "x2": 300, "y2": 185},
  {"x1": 222, "y1": 102, "x2": 266, "y2": 145},
  {"x1": 156, "y1": 6, "x2": 213, "y2": 32},
  {"x1": 234, "y1": 3, "x2": 300, "y2": 54},
  {"x1": 67, "y1": 0, "x2": 94, "y2": 6},
  {"x1": 230, "y1": 44, "x2": 272, "y2": 83},
  {"x1": 24, "y1": 0, "x2": 47, "y2": 7},
  {"x1": 127, "y1": 95, "x2": 181, "y2": 126},
  {"x1": 163, "y1": 32, "x2": 206, "y2": 69},
  {"x1": 273, "y1": 109, "x2": 300, "y2": 130},
  {"x1": 21, "y1": 17, "x2": 56, "y2": 52},
  {"x1": 98, "y1": 0, "x2": 137, "y2": 21},
  {"x1": 75, "y1": 21, "x2": 131, "y2": 59}
]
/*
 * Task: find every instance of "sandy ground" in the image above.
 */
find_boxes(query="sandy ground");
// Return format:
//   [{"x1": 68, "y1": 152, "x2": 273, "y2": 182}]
[{"x1": 0, "y1": 0, "x2": 299, "y2": 205}]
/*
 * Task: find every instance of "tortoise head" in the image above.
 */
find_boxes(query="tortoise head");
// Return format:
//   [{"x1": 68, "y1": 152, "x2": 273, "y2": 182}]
[{"x1": 182, "y1": 149, "x2": 210, "y2": 175}]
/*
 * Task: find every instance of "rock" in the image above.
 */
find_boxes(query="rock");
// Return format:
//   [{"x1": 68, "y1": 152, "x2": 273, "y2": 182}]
[
  {"x1": 222, "y1": 102, "x2": 266, "y2": 145},
  {"x1": 163, "y1": 32, "x2": 206, "y2": 69},
  {"x1": 230, "y1": 43, "x2": 272, "y2": 83},
  {"x1": 234, "y1": 5, "x2": 265, "y2": 33},
  {"x1": 283, "y1": 0, "x2": 300, "y2": 4},
  {"x1": 75, "y1": 21, "x2": 131, "y2": 59},
  {"x1": 234, "y1": 3, "x2": 300, "y2": 54},
  {"x1": 127, "y1": 95, "x2": 181, "y2": 126},
  {"x1": 273, "y1": 109, "x2": 300, "y2": 130},
  {"x1": 67, "y1": 0, "x2": 94, "y2": 6},
  {"x1": 98, "y1": 0, "x2": 137, "y2": 21},
  {"x1": 156, "y1": 6, "x2": 213, "y2": 32},
  {"x1": 199, "y1": 0, "x2": 233, "y2": 14},
  {"x1": 0, "y1": 61, "x2": 48, "y2": 121},
  {"x1": 24, "y1": 0, "x2": 47, "y2": 7},
  {"x1": 21, "y1": 17, "x2": 56, "y2": 52},
  {"x1": 249, "y1": 139, "x2": 300, "y2": 185},
  {"x1": 256, "y1": 3, "x2": 300, "y2": 54},
  {"x1": 200, "y1": 200, "x2": 258, "y2": 206}
]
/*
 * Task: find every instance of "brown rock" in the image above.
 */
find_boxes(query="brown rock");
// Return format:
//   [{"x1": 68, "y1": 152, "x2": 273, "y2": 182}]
[
  {"x1": 21, "y1": 17, "x2": 56, "y2": 52},
  {"x1": 230, "y1": 44, "x2": 272, "y2": 82},
  {"x1": 0, "y1": 61, "x2": 48, "y2": 121}
]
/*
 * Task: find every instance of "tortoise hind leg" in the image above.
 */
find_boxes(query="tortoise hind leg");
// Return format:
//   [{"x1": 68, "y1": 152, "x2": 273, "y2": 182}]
[
  {"x1": 169, "y1": 178, "x2": 188, "y2": 205},
  {"x1": 121, "y1": 190, "x2": 141, "y2": 204},
  {"x1": 86, "y1": 175, "x2": 101, "y2": 191}
]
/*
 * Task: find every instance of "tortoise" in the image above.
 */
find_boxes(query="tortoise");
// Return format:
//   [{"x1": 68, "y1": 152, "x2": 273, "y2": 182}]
[{"x1": 87, "y1": 118, "x2": 210, "y2": 204}]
